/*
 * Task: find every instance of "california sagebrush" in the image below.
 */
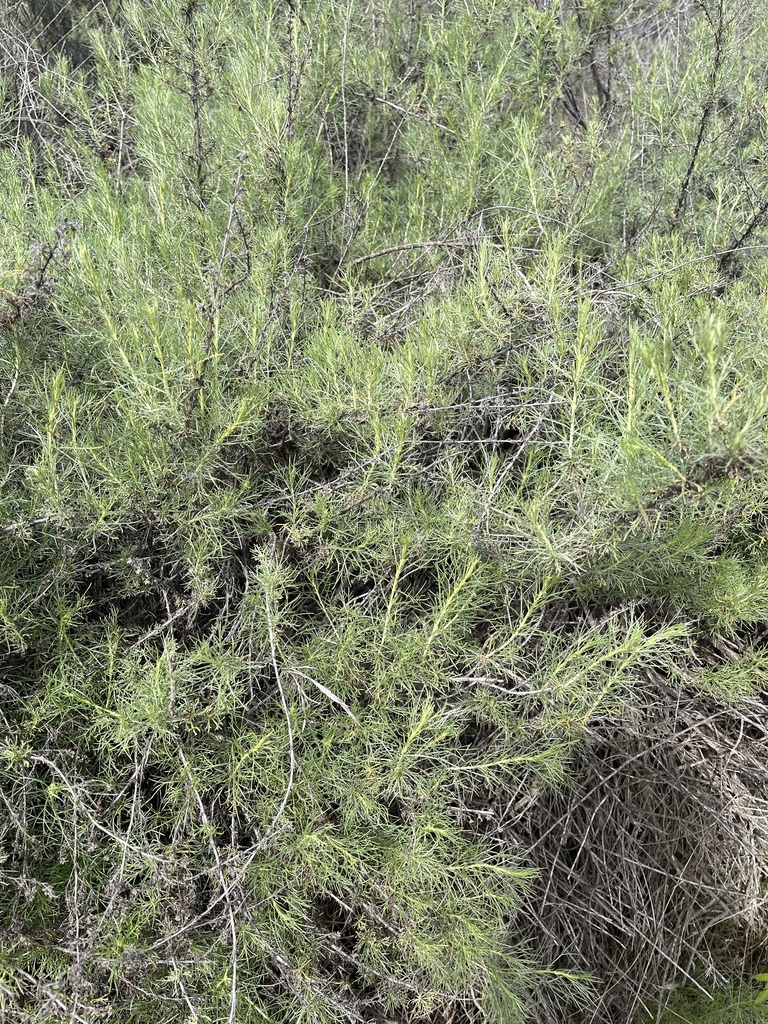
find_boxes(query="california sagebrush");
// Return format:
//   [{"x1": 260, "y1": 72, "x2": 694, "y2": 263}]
[{"x1": 1, "y1": 1, "x2": 768, "y2": 1022}]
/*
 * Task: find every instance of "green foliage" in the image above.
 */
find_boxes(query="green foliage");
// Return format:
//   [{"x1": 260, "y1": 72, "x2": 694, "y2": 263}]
[
  {"x1": 2, "y1": 1, "x2": 768, "y2": 1022},
  {"x1": 647, "y1": 978, "x2": 768, "y2": 1023}
]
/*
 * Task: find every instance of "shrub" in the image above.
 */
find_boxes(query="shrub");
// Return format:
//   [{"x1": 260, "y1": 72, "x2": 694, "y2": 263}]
[{"x1": 1, "y1": 2, "x2": 768, "y2": 1022}]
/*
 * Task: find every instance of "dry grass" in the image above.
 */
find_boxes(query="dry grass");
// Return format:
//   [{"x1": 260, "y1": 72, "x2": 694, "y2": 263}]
[{"x1": 509, "y1": 661, "x2": 768, "y2": 1023}]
